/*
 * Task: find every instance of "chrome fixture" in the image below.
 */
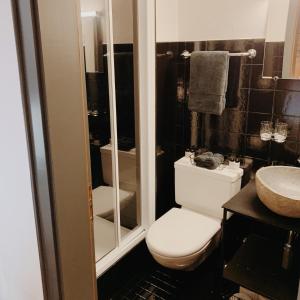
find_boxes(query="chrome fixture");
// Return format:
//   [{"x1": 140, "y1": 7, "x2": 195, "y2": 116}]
[
  {"x1": 88, "y1": 110, "x2": 99, "y2": 117},
  {"x1": 181, "y1": 48, "x2": 257, "y2": 59},
  {"x1": 156, "y1": 51, "x2": 174, "y2": 58},
  {"x1": 282, "y1": 231, "x2": 295, "y2": 270}
]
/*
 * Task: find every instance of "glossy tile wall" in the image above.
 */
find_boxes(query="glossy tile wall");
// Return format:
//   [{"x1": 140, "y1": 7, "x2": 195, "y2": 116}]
[{"x1": 156, "y1": 39, "x2": 300, "y2": 170}]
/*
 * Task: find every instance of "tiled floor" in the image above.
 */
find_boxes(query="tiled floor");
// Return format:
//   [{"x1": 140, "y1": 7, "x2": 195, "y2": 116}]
[
  {"x1": 107, "y1": 247, "x2": 234, "y2": 300},
  {"x1": 115, "y1": 268, "x2": 184, "y2": 300}
]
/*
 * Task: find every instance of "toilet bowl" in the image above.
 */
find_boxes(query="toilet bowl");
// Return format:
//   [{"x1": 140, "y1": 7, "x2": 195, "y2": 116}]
[
  {"x1": 146, "y1": 208, "x2": 221, "y2": 270},
  {"x1": 146, "y1": 156, "x2": 243, "y2": 270}
]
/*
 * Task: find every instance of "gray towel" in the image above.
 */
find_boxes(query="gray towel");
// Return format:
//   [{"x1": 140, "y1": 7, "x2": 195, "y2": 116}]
[
  {"x1": 188, "y1": 51, "x2": 229, "y2": 115},
  {"x1": 193, "y1": 152, "x2": 224, "y2": 170}
]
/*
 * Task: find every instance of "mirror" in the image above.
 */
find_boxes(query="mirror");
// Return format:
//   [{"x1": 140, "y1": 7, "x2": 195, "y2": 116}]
[
  {"x1": 263, "y1": 0, "x2": 300, "y2": 79},
  {"x1": 111, "y1": 0, "x2": 140, "y2": 236},
  {"x1": 80, "y1": 0, "x2": 117, "y2": 262},
  {"x1": 79, "y1": 0, "x2": 140, "y2": 262}
]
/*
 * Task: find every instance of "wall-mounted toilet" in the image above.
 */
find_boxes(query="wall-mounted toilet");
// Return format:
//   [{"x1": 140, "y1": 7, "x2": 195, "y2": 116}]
[
  {"x1": 146, "y1": 156, "x2": 243, "y2": 270},
  {"x1": 92, "y1": 144, "x2": 137, "y2": 228}
]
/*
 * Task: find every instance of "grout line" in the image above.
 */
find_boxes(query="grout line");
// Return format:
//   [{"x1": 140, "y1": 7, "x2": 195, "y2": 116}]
[
  {"x1": 150, "y1": 275, "x2": 177, "y2": 289},
  {"x1": 144, "y1": 280, "x2": 172, "y2": 295}
]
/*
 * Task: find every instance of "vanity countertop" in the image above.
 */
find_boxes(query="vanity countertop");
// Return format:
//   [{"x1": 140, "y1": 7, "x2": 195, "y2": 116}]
[{"x1": 223, "y1": 180, "x2": 300, "y2": 233}]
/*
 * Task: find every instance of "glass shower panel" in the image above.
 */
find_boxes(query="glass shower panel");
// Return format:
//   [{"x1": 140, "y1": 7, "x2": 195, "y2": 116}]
[
  {"x1": 111, "y1": 0, "x2": 140, "y2": 236},
  {"x1": 80, "y1": 0, "x2": 117, "y2": 262}
]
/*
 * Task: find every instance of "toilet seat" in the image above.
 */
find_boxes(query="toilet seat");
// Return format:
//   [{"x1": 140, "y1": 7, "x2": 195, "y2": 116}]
[
  {"x1": 146, "y1": 208, "x2": 221, "y2": 258},
  {"x1": 92, "y1": 186, "x2": 135, "y2": 217}
]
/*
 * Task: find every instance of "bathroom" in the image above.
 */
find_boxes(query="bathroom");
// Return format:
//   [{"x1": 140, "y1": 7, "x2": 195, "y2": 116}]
[
  {"x1": 2, "y1": 0, "x2": 300, "y2": 300},
  {"x1": 96, "y1": 0, "x2": 300, "y2": 299}
]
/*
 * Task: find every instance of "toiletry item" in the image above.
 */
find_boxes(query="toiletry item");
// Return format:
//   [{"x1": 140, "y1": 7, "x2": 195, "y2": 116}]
[
  {"x1": 189, "y1": 51, "x2": 229, "y2": 115},
  {"x1": 229, "y1": 160, "x2": 240, "y2": 169},
  {"x1": 185, "y1": 148, "x2": 192, "y2": 158},
  {"x1": 227, "y1": 154, "x2": 241, "y2": 169}
]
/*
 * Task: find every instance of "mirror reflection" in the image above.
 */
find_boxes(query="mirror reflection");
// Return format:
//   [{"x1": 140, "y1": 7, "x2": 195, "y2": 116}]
[
  {"x1": 80, "y1": 0, "x2": 117, "y2": 262},
  {"x1": 80, "y1": 0, "x2": 139, "y2": 262},
  {"x1": 263, "y1": 0, "x2": 300, "y2": 79},
  {"x1": 111, "y1": 0, "x2": 139, "y2": 235}
]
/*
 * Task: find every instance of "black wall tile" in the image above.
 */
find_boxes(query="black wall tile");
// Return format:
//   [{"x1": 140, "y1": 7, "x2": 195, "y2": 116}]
[
  {"x1": 233, "y1": 89, "x2": 249, "y2": 111},
  {"x1": 204, "y1": 114, "x2": 224, "y2": 131},
  {"x1": 276, "y1": 79, "x2": 300, "y2": 91},
  {"x1": 156, "y1": 39, "x2": 300, "y2": 204},
  {"x1": 251, "y1": 39, "x2": 266, "y2": 65},
  {"x1": 272, "y1": 115, "x2": 300, "y2": 141},
  {"x1": 248, "y1": 90, "x2": 274, "y2": 113},
  {"x1": 251, "y1": 65, "x2": 275, "y2": 90},
  {"x1": 263, "y1": 42, "x2": 284, "y2": 77},
  {"x1": 223, "y1": 110, "x2": 247, "y2": 133},
  {"x1": 247, "y1": 113, "x2": 272, "y2": 135},
  {"x1": 274, "y1": 91, "x2": 300, "y2": 117},
  {"x1": 244, "y1": 135, "x2": 270, "y2": 160},
  {"x1": 271, "y1": 142, "x2": 299, "y2": 164},
  {"x1": 239, "y1": 65, "x2": 251, "y2": 88}
]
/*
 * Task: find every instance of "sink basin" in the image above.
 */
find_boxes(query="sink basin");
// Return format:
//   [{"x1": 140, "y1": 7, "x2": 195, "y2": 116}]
[{"x1": 256, "y1": 166, "x2": 300, "y2": 218}]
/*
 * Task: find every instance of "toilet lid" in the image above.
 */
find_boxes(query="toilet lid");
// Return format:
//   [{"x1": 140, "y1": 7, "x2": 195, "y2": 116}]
[
  {"x1": 146, "y1": 208, "x2": 221, "y2": 258},
  {"x1": 92, "y1": 186, "x2": 135, "y2": 217}
]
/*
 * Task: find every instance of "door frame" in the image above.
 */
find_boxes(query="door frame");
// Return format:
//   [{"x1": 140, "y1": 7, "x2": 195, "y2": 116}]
[
  {"x1": 12, "y1": 0, "x2": 62, "y2": 298},
  {"x1": 12, "y1": 0, "x2": 98, "y2": 299},
  {"x1": 11, "y1": 0, "x2": 157, "y2": 297}
]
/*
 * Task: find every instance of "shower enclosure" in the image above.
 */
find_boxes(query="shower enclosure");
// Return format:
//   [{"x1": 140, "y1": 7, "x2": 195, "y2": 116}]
[{"x1": 78, "y1": 0, "x2": 157, "y2": 276}]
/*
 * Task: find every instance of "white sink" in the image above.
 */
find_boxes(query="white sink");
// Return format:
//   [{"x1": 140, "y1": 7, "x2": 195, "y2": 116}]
[{"x1": 256, "y1": 166, "x2": 300, "y2": 218}]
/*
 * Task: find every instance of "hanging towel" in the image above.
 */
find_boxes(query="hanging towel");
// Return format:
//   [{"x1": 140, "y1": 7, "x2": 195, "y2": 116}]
[
  {"x1": 188, "y1": 51, "x2": 229, "y2": 115},
  {"x1": 226, "y1": 56, "x2": 241, "y2": 108}
]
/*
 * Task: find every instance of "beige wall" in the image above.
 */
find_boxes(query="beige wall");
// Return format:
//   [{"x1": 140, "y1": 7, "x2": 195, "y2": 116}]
[
  {"x1": 36, "y1": 0, "x2": 97, "y2": 298},
  {"x1": 265, "y1": 0, "x2": 290, "y2": 42},
  {"x1": 0, "y1": 1, "x2": 44, "y2": 299}
]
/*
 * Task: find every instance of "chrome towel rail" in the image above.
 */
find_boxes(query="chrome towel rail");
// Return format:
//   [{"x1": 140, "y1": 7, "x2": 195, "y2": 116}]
[{"x1": 181, "y1": 48, "x2": 256, "y2": 59}]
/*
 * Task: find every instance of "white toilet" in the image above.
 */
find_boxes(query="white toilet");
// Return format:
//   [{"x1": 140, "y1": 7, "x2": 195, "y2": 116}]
[
  {"x1": 92, "y1": 144, "x2": 137, "y2": 228},
  {"x1": 146, "y1": 156, "x2": 243, "y2": 270}
]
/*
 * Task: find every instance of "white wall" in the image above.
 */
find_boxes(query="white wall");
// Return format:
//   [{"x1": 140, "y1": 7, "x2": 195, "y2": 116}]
[
  {"x1": 0, "y1": 1, "x2": 44, "y2": 300},
  {"x1": 156, "y1": 0, "x2": 179, "y2": 42},
  {"x1": 156, "y1": 0, "x2": 289, "y2": 42},
  {"x1": 265, "y1": 0, "x2": 290, "y2": 42},
  {"x1": 80, "y1": 0, "x2": 133, "y2": 44}
]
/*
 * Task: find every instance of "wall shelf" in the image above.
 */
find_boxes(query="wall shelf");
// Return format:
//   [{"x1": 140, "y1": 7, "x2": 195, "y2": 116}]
[
  {"x1": 222, "y1": 180, "x2": 300, "y2": 300},
  {"x1": 224, "y1": 234, "x2": 298, "y2": 300},
  {"x1": 223, "y1": 180, "x2": 300, "y2": 233}
]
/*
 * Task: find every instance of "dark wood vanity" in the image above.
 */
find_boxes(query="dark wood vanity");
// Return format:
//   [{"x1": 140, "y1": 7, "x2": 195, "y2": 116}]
[{"x1": 222, "y1": 180, "x2": 300, "y2": 300}]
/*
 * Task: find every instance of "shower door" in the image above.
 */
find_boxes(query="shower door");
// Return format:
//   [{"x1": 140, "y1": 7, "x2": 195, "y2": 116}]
[{"x1": 79, "y1": 0, "x2": 155, "y2": 276}]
